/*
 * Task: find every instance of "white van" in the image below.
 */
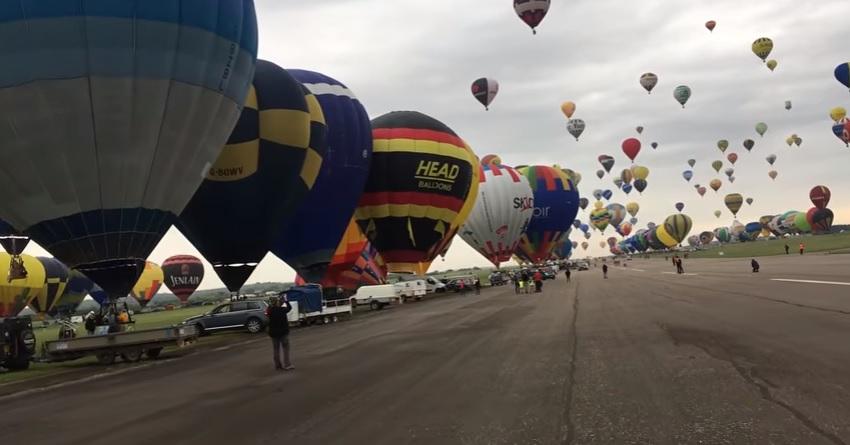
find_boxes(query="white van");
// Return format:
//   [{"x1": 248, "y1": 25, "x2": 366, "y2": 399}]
[
  {"x1": 386, "y1": 274, "x2": 429, "y2": 299},
  {"x1": 351, "y1": 284, "x2": 402, "y2": 310}
]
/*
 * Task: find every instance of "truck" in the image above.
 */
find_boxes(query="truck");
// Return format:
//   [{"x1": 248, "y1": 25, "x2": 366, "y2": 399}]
[
  {"x1": 283, "y1": 284, "x2": 352, "y2": 325},
  {"x1": 386, "y1": 274, "x2": 428, "y2": 300},
  {"x1": 351, "y1": 284, "x2": 403, "y2": 310}
]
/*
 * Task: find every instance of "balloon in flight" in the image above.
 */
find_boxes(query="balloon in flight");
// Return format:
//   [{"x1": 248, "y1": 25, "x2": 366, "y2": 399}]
[
  {"x1": 705, "y1": 20, "x2": 716, "y2": 32},
  {"x1": 752, "y1": 37, "x2": 774, "y2": 62},
  {"x1": 717, "y1": 140, "x2": 729, "y2": 153},
  {"x1": 471, "y1": 78, "x2": 499, "y2": 110},
  {"x1": 561, "y1": 101, "x2": 576, "y2": 119},
  {"x1": 743, "y1": 139, "x2": 755, "y2": 152},
  {"x1": 766, "y1": 60, "x2": 778, "y2": 72},
  {"x1": 809, "y1": 186, "x2": 831, "y2": 209},
  {"x1": 724, "y1": 193, "x2": 744, "y2": 216},
  {"x1": 622, "y1": 138, "x2": 641, "y2": 162},
  {"x1": 835, "y1": 63, "x2": 850, "y2": 92},
  {"x1": 640, "y1": 73, "x2": 658, "y2": 94},
  {"x1": 567, "y1": 119, "x2": 586, "y2": 140},
  {"x1": 514, "y1": 0, "x2": 551, "y2": 34},
  {"x1": 755, "y1": 122, "x2": 768, "y2": 137},
  {"x1": 674, "y1": 85, "x2": 692, "y2": 108},
  {"x1": 598, "y1": 155, "x2": 615, "y2": 173}
]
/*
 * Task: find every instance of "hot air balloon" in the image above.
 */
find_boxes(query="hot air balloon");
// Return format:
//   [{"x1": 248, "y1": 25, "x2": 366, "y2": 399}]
[
  {"x1": 621, "y1": 183, "x2": 634, "y2": 195},
  {"x1": 596, "y1": 170, "x2": 605, "y2": 179},
  {"x1": 675, "y1": 203, "x2": 685, "y2": 213},
  {"x1": 699, "y1": 231, "x2": 714, "y2": 245},
  {"x1": 729, "y1": 176, "x2": 736, "y2": 184},
  {"x1": 664, "y1": 214, "x2": 693, "y2": 245},
  {"x1": 809, "y1": 208, "x2": 834, "y2": 233},
  {"x1": 810, "y1": 186, "x2": 831, "y2": 209},
  {"x1": 756, "y1": 122, "x2": 768, "y2": 137},
  {"x1": 705, "y1": 20, "x2": 716, "y2": 32},
  {"x1": 52, "y1": 270, "x2": 95, "y2": 316},
  {"x1": 162, "y1": 255, "x2": 205, "y2": 304},
  {"x1": 180, "y1": 60, "x2": 321, "y2": 294},
  {"x1": 572, "y1": 219, "x2": 582, "y2": 229},
  {"x1": 579, "y1": 198, "x2": 589, "y2": 210},
  {"x1": 687, "y1": 159, "x2": 696, "y2": 168},
  {"x1": 581, "y1": 242, "x2": 589, "y2": 250},
  {"x1": 460, "y1": 164, "x2": 534, "y2": 267},
  {"x1": 752, "y1": 37, "x2": 774, "y2": 62},
  {"x1": 793, "y1": 212, "x2": 812, "y2": 234},
  {"x1": 724, "y1": 193, "x2": 744, "y2": 217},
  {"x1": 640, "y1": 73, "x2": 658, "y2": 94},
  {"x1": 714, "y1": 227, "x2": 731, "y2": 243},
  {"x1": 580, "y1": 224, "x2": 590, "y2": 234},
  {"x1": 633, "y1": 179, "x2": 648, "y2": 194},
  {"x1": 0, "y1": 253, "x2": 45, "y2": 318},
  {"x1": 357, "y1": 111, "x2": 478, "y2": 273},
  {"x1": 514, "y1": 0, "x2": 551, "y2": 34},
  {"x1": 631, "y1": 165, "x2": 650, "y2": 181},
  {"x1": 830, "y1": 107, "x2": 847, "y2": 123},
  {"x1": 834, "y1": 119, "x2": 850, "y2": 146},
  {"x1": 316, "y1": 219, "x2": 386, "y2": 292},
  {"x1": 794, "y1": 136, "x2": 803, "y2": 147},
  {"x1": 786, "y1": 136, "x2": 795, "y2": 147},
  {"x1": 598, "y1": 155, "x2": 615, "y2": 173},
  {"x1": 590, "y1": 208, "x2": 611, "y2": 233},
  {"x1": 602, "y1": 190, "x2": 614, "y2": 201},
  {"x1": 768, "y1": 170, "x2": 778, "y2": 180},
  {"x1": 766, "y1": 60, "x2": 778, "y2": 72},
  {"x1": 482, "y1": 155, "x2": 503, "y2": 167},
  {"x1": 651, "y1": 142, "x2": 659, "y2": 149},
  {"x1": 130, "y1": 261, "x2": 164, "y2": 307},
  {"x1": 629, "y1": 217, "x2": 639, "y2": 225},
  {"x1": 697, "y1": 187, "x2": 707, "y2": 197},
  {"x1": 683, "y1": 171, "x2": 693, "y2": 182},
  {"x1": 766, "y1": 154, "x2": 777, "y2": 165},
  {"x1": 607, "y1": 204, "x2": 626, "y2": 228},
  {"x1": 626, "y1": 202, "x2": 640, "y2": 218},
  {"x1": 561, "y1": 101, "x2": 576, "y2": 119},
  {"x1": 592, "y1": 190, "x2": 603, "y2": 201},
  {"x1": 567, "y1": 119, "x2": 586, "y2": 140},
  {"x1": 273, "y1": 70, "x2": 373, "y2": 282},
  {"x1": 636, "y1": 126, "x2": 644, "y2": 135},
  {"x1": 785, "y1": 101, "x2": 792, "y2": 111},
  {"x1": 712, "y1": 161, "x2": 723, "y2": 173},
  {"x1": 622, "y1": 138, "x2": 641, "y2": 162},
  {"x1": 618, "y1": 222, "x2": 633, "y2": 237},
  {"x1": 710, "y1": 179, "x2": 722, "y2": 192},
  {"x1": 30, "y1": 257, "x2": 70, "y2": 315},
  {"x1": 471, "y1": 78, "x2": 499, "y2": 110},
  {"x1": 743, "y1": 139, "x2": 755, "y2": 152},
  {"x1": 0, "y1": 220, "x2": 29, "y2": 258},
  {"x1": 717, "y1": 140, "x2": 729, "y2": 153},
  {"x1": 613, "y1": 178, "x2": 624, "y2": 189},
  {"x1": 724, "y1": 168, "x2": 735, "y2": 178},
  {"x1": 746, "y1": 198, "x2": 754, "y2": 206},
  {"x1": 674, "y1": 85, "x2": 692, "y2": 108},
  {"x1": 514, "y1": 166, "x2": 579, "y2": 264},
  {"x1": 727, "y1": 153, "x2": 739, "y2": 165},
  {"x1": 835, "y1": 63, "x2": 850, "y2": 92},
  {"x1": 0, "y1": 3, "x2": 259, "y2": 300},
  {"x1": 620, "y1": 168, "x2": 634, "y2": 185}
]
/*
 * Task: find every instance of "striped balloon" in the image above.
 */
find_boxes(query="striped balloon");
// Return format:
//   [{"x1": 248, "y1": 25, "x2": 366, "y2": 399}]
[
  {"x1": 514, "y1": 166, "x2": 580, "y2": 264},
  {"x1": 663, "y1": 214, "x2": 694, "y2": 244},
  {"x1": 31, "y1": 257, "x2": 70, "y2": 315}
]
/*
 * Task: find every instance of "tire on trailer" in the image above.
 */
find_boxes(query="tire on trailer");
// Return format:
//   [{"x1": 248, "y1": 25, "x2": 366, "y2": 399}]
[
  {"x1": 146, "y1": 347, "x2": 163, "y2": 360},
  {"x1": 96, "y1": 352, "x2": 116, "y2": 365},
  {"x1": 120, "y1": 348, "x2": 143, "y2": 363}
]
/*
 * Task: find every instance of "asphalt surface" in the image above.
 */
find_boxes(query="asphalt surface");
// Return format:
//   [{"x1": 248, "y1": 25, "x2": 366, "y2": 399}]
[{"x1": 2, "y1": 254, "x2": 850, "y2": 444}]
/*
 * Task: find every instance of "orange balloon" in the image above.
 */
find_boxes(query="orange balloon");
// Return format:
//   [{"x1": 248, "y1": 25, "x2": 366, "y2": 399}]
[
  {"x1": 561, "y1": 101, "x2": 576, "y2": 119},
  {"x1": 709, "y1": 179, "x2": 722, "y2": 192}
]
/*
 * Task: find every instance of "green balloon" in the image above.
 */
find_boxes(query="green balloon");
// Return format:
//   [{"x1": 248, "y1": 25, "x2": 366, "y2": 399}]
[
  {"x1": 755, "y1": 122, "x2": 768, "y2": 137},
  {"x1": 794, "y1": 211, "x2": 811, "y2": 233}
]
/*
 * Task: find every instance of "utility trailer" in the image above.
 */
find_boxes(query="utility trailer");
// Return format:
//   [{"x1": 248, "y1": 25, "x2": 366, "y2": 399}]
[
  {"x1": 36, "y1": 324, "x2": 198, "y2": 366},
  {"x1": 285, "y1": 284, "x2": 352, "y2": 326}
]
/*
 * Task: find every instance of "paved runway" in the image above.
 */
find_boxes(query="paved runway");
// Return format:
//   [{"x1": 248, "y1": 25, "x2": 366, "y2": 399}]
[{"x1": 2, "y1": 255, "x2": 849, "y2": 444}]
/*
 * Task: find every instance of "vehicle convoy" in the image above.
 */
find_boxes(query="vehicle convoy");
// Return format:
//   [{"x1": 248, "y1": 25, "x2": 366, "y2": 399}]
[{"x1": 351, "y1": 284, "x2": 402, "y2": 310}]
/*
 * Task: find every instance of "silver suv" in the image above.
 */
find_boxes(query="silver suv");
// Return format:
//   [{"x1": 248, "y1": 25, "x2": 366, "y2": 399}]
[{"x1": 184, "y1": 300, "x2": 268, "y2": 335}]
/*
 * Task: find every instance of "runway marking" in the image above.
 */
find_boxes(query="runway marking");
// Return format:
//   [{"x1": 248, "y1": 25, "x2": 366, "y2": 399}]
[
  {"x1": 662, "y1": 272, "x2": 699, "y2": 276},
  {"x1": 625, "y1": 268, "x2": 646, "y2": 272},
  {"x1": 771, "y1": 279, "x2": 850, "y2": 286}
]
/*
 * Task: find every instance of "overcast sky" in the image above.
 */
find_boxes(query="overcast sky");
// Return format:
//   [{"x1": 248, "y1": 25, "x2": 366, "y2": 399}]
[{"x1": 22, "y1": 0, "x2": 850, "y2": 290}]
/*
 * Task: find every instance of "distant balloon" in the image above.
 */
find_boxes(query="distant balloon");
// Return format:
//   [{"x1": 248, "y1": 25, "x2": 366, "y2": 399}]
[
  {"x1": 471, "y1": 78, "x2": 499, "y2": 110},
  {"x1": 830, "y1": 107, "x2": 847, "y2": 123},
  {"x1": 602, "y1": 189, "x2": 614, "y2": 201},
  {"x1": 766, "y1": 60, "x2": 778, "y2": 72},
  {"x1": 687, "y1": 159, "x2": 696, "y2": 168},
  {"x1": 651, "y1": 142, "x2": 659, "y2": 149},
  {"x1": 620, "y1": 168, "x2": 634, "y2": 185},
  {"x1": 835, "y1": 63, "x2": 850, "y2": 92},
  {"x1": 768, "y1": 170, "x2": 778, "y2": 180},
  {"x1": 629, "y1": 217, "x2": 639, "y2": 225},
  {"x1": 714, "y1": 210, "x2": 722, "y2": 218},
  {"x1": 717, "y1": 140, "x2": 729, "y2": 153},
  {"x1": 724, "y1": 193, "x2": 744, "y2": 216},
  {"x1": 785, "y1": 100, "x2": 792, "y2": 110},
  {"x1": 705, "y1": 20, "x2": 716, "y2": 32},
  {"x1": 683, "y1": 170, "x2": 693, "y2": 182},
  {"x1": 633, "y1": 179, "x2": 648, "y2": 194},
  {"x1": 593, "y1": 190, "x2": 603, "y2": 201},
  {"x1": 598, "y1": 155, "x2": 616, "y2": 173},
  {"x1": 590, "y1": 208, "x2": 611, "y2": 233},
  {"x1": 596, "y1": 169, "x2": 605, "y2": 179},
  {"x1": 561, "y1": 101, "x2": 576, "y2": 119},
  {"x1": 622, "y1": 138, "x2": 641, "y2": 162},
  {"x1": 727, "y1": 153, "x2": 738, "y2": 165},
  {"x1": 697, "y1": 186, "x2": 707, "y2": 197},
  {"x1": 621, "y1": 183, "x2": 634, "y2": 195},
  {"x1": 607, "y1": 203, "x2": 627, "y2": 228},
  {"x1": 743, "y1": 139, "x2": 755, "y2": 152},
  {"x1": 579, "y1": 198, "x2": 590, "y2": 210},
  {"x1": 675, "y1": 202, "x2": 685, "y2": 213},
  {"x1": 162, "y1": 255, "x2": 205, "y2": 304},
  {"x1": 581, "y1": 242, "x2": 589, "y2": 251},
  {"x1": 631, "y1": 165, "x2": 650, "y2": 181},
  {"x1": 674, "y1": 85, "x2": 692, "y2": 108},
  {"x1": 752, "y1": 37, "x2": 774, "y2": 62},
  {"x1": 746, "y1": 198, "x2": 754, "y2": 206},
  {"x1": 640, "y1": 73, "x2": 658, "y2": 94},
  {"x1": 833, "y1": 119, "x2": 850, "y2": 147},
  {"x1": 755, "y1": 122, "x2": 768, "y2": 137},
  {"x1": 765, "y1": 154, "x2": 777, "y2": 165},
  {"x1": 636, "y1": 126, "x2": 644, "y2": 135},
  {"x1": 481, "y1": 154, "x2": 503, "y2": 166},
  {"x1": 724, "y1": 167, "x2": 735, "y2": 178},
  {"x1": 786, "y1": 135, "x2": 795, "y2": 147},
  {"x1": 794, "y1": 136, "x2": 802, "y2": 147},
  {"x1": 709, "y1": 179, "x2": 722, "y2": 192},
  {"x1": 729, "y1": 176, "x2": 736, "y2": 183},
  {"x1": 712, "y1": 160, "x2": 723, "y2": 173},
  {"x1": 514, "y1": 0, "x2": 551, "y2": 34},
  {"x1": 573, "y1": 219, "x2": 582, "y2": 229},
  {"x1": 662, "y1": 214, "x2": 693, "y2": 245},
  {"x1": 567, "y1": 119, "x2": 586, "y2": 140},
  {"x1": 810, "y1": 186, "x2": 831, "y2": 209},
  {"x1": 626, "y1": 202, "x2": 640, "y2": 218}
]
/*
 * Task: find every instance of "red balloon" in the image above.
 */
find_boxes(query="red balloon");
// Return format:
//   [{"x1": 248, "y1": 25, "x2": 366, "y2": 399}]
[
  {"x1": 705, "y1": 20, "x2": 716, "y2": 32},
  {"x1": 727, "y1": 152, "x2": 738, "y2": 165},
  {"x1": 621, "y1": 138, "x2": 641, "y2": 162},
  {"x1": 809, "y1": 185, "x2": 831, "y2": 209},
  {"x1": 162, "y1": 255, "x2": 205, "y2": 304}
]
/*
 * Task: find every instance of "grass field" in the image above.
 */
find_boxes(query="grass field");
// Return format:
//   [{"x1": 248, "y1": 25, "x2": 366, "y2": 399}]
[
  {"x1": 686, "y1": 232, "x2": 850, "y2": 259},
  {"x1": 1, "y1": 305, "x2": 217, "y2": 385}
]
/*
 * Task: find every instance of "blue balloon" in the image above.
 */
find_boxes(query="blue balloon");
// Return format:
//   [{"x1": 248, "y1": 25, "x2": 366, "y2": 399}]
[
  {"x1": 273, "y1": 70, "x2": 373, "y2": 282},
  {"x1": 835, "y1": 63, "x2": 850, "y2": 90},
  {"x1": 580, "y1": 224, "x2": 590, "y2": 234},
  {"x1": 621, "y1": 183, "x2": 633, "y2": 195},
  {"x1": 602, "y1": 189, "x2": 613, "y2": 200},
  {"x1": 0, "y1": 2, "x2": 259, "y2": 299},
  {"x1": 52, "y1": 270, "x2": 95, "y2": 315},
  {"x1": 552, "y1": 240, "x2": 573, "y2": 260},
  {"x1": 629, "y1": 217, "x2": 638, "y2": 225},
  {"x1": 89, "y1": 283, "x2": 109, "y2": 306},
  {"x1": 683, "y1": 170, "x2": 693, "y2": 181}
]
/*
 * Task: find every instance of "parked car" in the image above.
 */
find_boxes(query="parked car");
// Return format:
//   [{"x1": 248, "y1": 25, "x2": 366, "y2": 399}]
[
  {"x1": 184, "y1": 300, "x2": 268, "y2": 335},
  {"x1": 488, "y1": 272, "x2": 509, "y2": 286},
  {"x1": 576, "y1": 262, "x2": 590, "y2": 271},
  {"x1": 445, "y1": 276, "x2": 476, "y2": 292},
  {"x1": 542, "y1": 269, "x2": 556, "y2": 280}
]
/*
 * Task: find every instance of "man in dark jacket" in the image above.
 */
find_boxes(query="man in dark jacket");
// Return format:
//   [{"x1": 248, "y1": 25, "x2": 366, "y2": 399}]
[{"x1": 267, "y1": 295, "x2": 293, "y2": 371}]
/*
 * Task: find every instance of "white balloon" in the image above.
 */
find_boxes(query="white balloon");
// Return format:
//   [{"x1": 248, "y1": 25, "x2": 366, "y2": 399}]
[{"x1": 567, "y1": 118, "x2": 586, "y2": 140}]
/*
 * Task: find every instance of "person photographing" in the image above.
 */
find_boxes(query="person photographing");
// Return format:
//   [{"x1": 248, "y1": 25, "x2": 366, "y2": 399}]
[{"x1": 266, "y1": 294, "x2": 294, "y2": 371}]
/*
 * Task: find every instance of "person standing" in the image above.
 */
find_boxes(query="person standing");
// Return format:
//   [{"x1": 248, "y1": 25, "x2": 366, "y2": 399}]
[
  {"x1": 751, "y1": 259, "x2": 760, "y2": 273},
  {"x1": 676, "y1": 258, "x2": 684, "y2": 274},
  {"x1": 602, "y1": 264, "x2": 609, "y2": 279},
  {"x1": 799, "y1": 243, "x2": 805, "y2": 255},
  {"x1": 513, "y1": 274, "x2": 520, "y2": 294},
  {"x1": 533, "y1": 270, "x2": 544, "y2": 293},
  {"x1": 784, "y1": 244, "x2": 790, "y2": 255},
  {"x1": 474, "y1": 278, "x2": 481, "y2": 295},
  {"x1": 267, "y1": 295, "x2": 293, "y2": 371},
  {"x1": 565, "y1": 267, "x2": 571, "y2": 282},
  {"x1": 84, "y1": 311, "x2": 97, "y2": 336}
]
